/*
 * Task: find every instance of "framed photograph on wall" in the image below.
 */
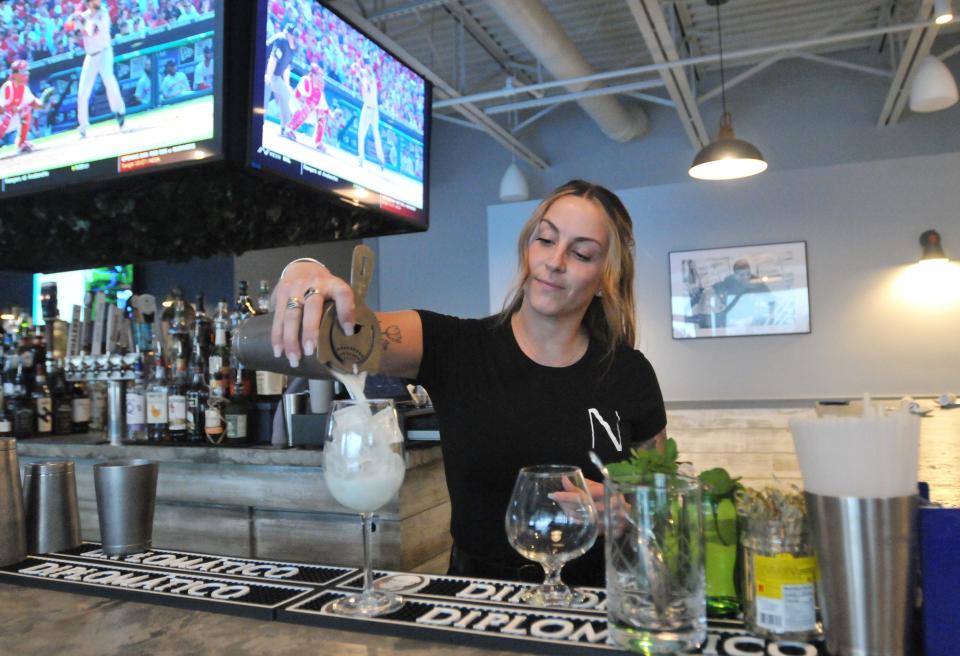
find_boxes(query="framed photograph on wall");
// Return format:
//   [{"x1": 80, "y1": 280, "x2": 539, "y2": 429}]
[{"x1": 669, "y1": 241, "x2": 811, "y2": 339}]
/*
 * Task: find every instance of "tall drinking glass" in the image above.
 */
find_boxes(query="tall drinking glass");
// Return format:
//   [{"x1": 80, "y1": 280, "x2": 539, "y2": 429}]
[
  {"x1": 605, "y1": 474, "x2": 705, "y2": 654},
  {"x1": 324, "y1": 399, "x2": 406, "y2": 617},
  {"x1": 505, "y1": 465, "x2": 598, "y2": 607}
]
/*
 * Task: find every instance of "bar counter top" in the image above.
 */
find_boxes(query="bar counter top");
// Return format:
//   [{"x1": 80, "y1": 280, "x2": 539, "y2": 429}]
[
  {"x1": 0, "y1": 582, "x2": 520, "y2": 656},
  {"x1": 15, "y1": 433, "x2": 443, "y2": 469}
]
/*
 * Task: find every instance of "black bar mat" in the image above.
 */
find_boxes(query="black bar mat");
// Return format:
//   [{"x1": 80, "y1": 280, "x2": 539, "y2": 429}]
[
  {"x1": 280, "y1": 588, "x2": 827, "y2": 655},
  {"x1": 0, "y1": 555, "x2": 315, "y2": 620},
  {"x1": 53, "y1": 542, "x2": 356, "y2": 588}
]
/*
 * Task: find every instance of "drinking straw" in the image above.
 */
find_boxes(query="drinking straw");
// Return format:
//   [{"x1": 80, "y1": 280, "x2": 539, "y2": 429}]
[{"x1": 790, "y1": 403, "x2": 919, "y2": 498}]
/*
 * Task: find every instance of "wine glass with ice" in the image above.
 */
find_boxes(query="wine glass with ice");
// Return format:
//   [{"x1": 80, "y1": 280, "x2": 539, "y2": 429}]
[
  {"x1": 505, "y1": 465, "x2": 599, "y2": 606},
  {"x1": 324, "y1": 398, "x2": 406, "y2": 617}
]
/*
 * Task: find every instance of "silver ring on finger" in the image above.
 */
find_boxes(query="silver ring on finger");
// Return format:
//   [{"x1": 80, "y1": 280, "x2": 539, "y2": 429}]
[
  {"x1": 303, "y1": 287, "x2": 318, "y2": 301},
  {"x1": 286, "y1": 296, "x2": 303, "y2": 311}
]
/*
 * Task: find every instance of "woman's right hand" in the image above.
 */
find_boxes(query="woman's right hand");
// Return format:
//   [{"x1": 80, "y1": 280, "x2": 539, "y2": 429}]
[{"x1": 270, "y1": 260, "x2": 356, "y2": 368}]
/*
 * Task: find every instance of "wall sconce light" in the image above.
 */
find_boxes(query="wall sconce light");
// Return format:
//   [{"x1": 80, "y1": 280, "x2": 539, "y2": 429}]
[{"x1": 919, "y1": 229, "x2": 949, "y2": 263}]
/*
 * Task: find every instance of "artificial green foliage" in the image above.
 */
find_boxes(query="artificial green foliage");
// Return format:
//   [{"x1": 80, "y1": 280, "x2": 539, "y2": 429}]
[{"x1": 606, "y1": 438, "x2": 681, "y2": 481}]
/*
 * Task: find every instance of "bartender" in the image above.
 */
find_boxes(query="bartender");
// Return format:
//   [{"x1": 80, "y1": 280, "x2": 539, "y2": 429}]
[{"x1": 272, "y1": 179, "x2": 667, "y2": 586}]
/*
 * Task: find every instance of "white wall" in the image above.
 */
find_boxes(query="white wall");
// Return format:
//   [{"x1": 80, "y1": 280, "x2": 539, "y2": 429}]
[{"x1": 488, "y1": 151, "x2": 960, "y2": 401}]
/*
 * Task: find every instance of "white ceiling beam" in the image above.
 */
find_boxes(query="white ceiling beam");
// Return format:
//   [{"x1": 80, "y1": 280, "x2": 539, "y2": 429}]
[
  {"x1": 698, "y1": 0, "x2": 884, "y2": 104},
  {"x1": 626, "y1": 92, "x2": 675, "y2": 107},
  {"x1": 484, "y1": 78, "x2": 666, "y2": 115},
  {"x1": 791, "y1": 51, "x2": 893, "y2": 78},
  {"x1": 871, "y1": 0, "x2": 897, "y2": 53},
  {"x1": 511, "y1": 105, "x2": 561, "y2": 134},
  {"x1": 878, "y1": 0, "x2": 939, "y2": 127},
  {"x1": 625, "y1": 0, "x2": 710, "y2": 149},
  {"x1": 938, "y1": 42, "x2": 960, "y2": 61},
  {"x1": 433, "y1": 113, "x2": 486, "y2": 131},
  {"x1": 329, "y1": 0, "x2": 548, "y2": 169},
  {"x1": 671, "y1": 1, "x2": 708, "y2": 80}
]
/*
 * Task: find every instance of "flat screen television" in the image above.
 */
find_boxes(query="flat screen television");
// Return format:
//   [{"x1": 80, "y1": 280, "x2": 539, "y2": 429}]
[
  {"x1": 33, "y1": 264, "x2": 133, "y2": 325},
  {"x1": 0, "y1": 0, "x2": 223, "y2": 197},
  {"x1": 248, "y1": 0, "x2": 430, "y2": 230}
]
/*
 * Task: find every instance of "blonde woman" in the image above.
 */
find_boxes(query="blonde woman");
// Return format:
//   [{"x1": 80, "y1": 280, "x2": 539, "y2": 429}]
[{"x1": 273, "y1": 180, "x2": 667, "y2": 585}]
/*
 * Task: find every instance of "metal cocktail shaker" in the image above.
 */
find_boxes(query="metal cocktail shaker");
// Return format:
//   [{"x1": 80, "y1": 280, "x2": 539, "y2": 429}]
[
  {"x1": 0, "y1": 438, "x2": 27, "y2": 566},
  {"x1": 805, "y1": 493, "x2": 918, "y2": 656},
  {"x1": 235, "y1": 245, "x2": 381, "y2": 377},
  {"x1": 23, "y1": 460, "x2": 82, "y2": 555},
  {"x1": 93, "y1": 459, "x2": 158, "y2": 556}
]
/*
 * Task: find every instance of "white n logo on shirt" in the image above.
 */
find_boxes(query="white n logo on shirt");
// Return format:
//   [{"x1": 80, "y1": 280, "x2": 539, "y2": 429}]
[{"x1": 587, "y1": 409, "x2": 623, "y2": 451}]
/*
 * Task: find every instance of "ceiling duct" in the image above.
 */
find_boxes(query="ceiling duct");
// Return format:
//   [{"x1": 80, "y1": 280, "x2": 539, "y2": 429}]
[{"x1": 486, "y1": 0, "x2": 648, "y2": 142}]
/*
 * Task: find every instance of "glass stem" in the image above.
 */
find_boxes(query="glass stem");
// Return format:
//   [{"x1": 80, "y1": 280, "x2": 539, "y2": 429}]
[
  {"x1": 361, "y1": 512, "x2": 375, "y2": 596},
  {"x1": 543, "y1": 560, "x2": 563, "y2": 588}
]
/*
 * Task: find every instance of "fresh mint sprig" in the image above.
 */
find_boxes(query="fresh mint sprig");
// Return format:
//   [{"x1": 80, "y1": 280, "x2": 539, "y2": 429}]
[
  {"x1": 698, "y1": 467, "x2": 743, "y2": 498},
  {"x1": 605, "y1": 438, "x2": 681, "y2": 481}
]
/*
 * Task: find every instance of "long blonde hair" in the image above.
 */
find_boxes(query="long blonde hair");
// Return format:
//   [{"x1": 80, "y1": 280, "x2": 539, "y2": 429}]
[{"x1": 500, "y1": 180, "x2": 638, "y2": 361}]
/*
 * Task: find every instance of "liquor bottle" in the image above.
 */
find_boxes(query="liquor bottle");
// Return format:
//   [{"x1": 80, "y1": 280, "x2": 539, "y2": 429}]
[
  {"x1": 0, "y1": 411, "x2": 11, "y2": 437},
  {"x1": 49, "y1": 359, "x2": 73, "y2": 436},
  {"x1": 32, "y1": 326, "x2": 47, "y2": 375},
  {"x1": 256, "y1": 279, "x2": 271, "y2": 314},
  {"x1": 146, "y1": 356, "x2": 169, "y2": 442},
  {"x1": 167, "y1": 367, "x2": 188, "y2": 443},
  {"x1": 71, "y1": 378, "x2": 91, "y2": 433},
  {"x1": 209, "y1": 301, "x2": 231, "y2": 383},
  {"x1": 2, "y1": 353, "x2": 15, "y2": 400},
  {"x1": 125, "y1": 359, "x2": 147, "y2": 441},
  {"x1": 204, "y1": 370, "x2": 227, "y2": 445},
  {"x1": 231, "y1": 280, "x2": 258, "y2": 330},
  {"x1": 186, "y1": 336, "x2": 208, "y2": 443},
  {"x1": 192, "y1": 293, "x2": 212, "y2": 366},
  {"x1": 168, "y1": 299, "x2": 190, "y2": 378},
  {"x1": 32, "y1": 363, "x2": 53, "y2": 435},
  {"x1": 18, "y1": 317, "x2": 36, "y2": 391},
  {"x1": 224, "y1": 364, "x2": 253, "y2": 446},
  {"x1": 10, "y1": 360, "x2": 34, "y2": 439},
  {"x1": 166, "y1": 300, "x2": 189, "y2": 443}
]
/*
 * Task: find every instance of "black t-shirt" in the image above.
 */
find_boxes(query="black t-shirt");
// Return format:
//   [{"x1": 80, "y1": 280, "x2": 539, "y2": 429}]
[{"x1": 415, "y1": 311, "x2": 667, "y2": 586}]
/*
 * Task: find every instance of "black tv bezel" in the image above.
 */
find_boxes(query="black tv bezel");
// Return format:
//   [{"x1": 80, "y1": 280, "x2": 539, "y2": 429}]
[
  {"x1": 245, "y1": 0, "x2": 432, "y2": 234},
  {"x1": 0, "y1": 1, "x2": 227, "y2": 200}
]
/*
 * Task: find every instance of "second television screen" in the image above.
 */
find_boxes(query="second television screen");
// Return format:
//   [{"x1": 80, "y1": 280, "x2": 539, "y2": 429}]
[
  {"x1": 0, "y1": 0, "x2": 222, "y2": 196},
  {"x1": 249, "y1": 0, "x2": 429, "y2": 228}
]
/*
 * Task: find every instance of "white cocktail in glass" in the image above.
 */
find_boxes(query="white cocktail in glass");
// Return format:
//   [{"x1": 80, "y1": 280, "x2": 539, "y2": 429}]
[{"x1": 324, "y1": 398, "x2": 406, "y2": 616}]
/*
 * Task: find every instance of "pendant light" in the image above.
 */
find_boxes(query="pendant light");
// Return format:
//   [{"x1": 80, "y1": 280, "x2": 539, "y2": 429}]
[
  {"x1": 689, "y1": 0, "x2": 767, "y2": 181},
  {"x1": 499, "y1": 161, "x2": 530, "y2": 202}
]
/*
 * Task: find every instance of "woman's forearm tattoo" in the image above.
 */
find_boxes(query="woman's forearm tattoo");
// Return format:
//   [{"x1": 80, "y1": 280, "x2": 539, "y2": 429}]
[{"x1": 382, "y1": 324, "x2": 402, "y2": 350}]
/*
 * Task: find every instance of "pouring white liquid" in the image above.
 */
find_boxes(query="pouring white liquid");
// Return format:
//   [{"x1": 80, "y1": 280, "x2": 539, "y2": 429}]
[{"x1": 323, "y1": 369, "x2": 405, "y2": 513}]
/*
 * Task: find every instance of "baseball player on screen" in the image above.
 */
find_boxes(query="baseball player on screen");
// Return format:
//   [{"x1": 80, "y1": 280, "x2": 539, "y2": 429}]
[
  {"x1": 68, "y1": 0, "x2": 127, "y2": 138},
  {"x1": 285, "y1": 62, "x2": 341, "y2": 151},
  {"x1": 352, "y1": 55, "x2": 385, "y2": 169},
  {"x1": 264, "y1": 21, "x2": 298, "y2": 139},
  {"x1": 0, "y1": 60, "x2": 54, "y2": 154}
]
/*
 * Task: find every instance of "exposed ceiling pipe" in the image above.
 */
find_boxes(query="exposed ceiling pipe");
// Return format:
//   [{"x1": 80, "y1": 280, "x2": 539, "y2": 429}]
[{"x1": 485, "y1": 0, "x2": 648, "y2": 143}]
